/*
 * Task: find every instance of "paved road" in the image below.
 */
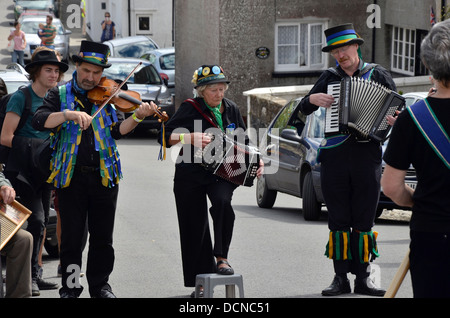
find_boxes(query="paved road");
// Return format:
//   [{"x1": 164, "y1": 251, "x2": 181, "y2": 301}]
[{"x1": 30, "y1": 132, "x2": 413, "y2": 301}]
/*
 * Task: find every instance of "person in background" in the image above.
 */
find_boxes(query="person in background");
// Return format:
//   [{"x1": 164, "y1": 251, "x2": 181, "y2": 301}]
[
  {"x1": 1, "y1": 47, "x2": 68, "y2": 296},
  {"x1": 38, "y1": 15, "x2": 56, "y2": 49},
  {"x1": 8, "y1": 21, "x2": 26, "y2": 67},
  {"x1": 101, "y1": 12, "x2": 115, "y2": 42},
  {"x1": 381, "y1": 19, "x2": 450, "y2": 298},
  {"x1": 81, "y1": 0, "x2": 86, "y2": 36}
]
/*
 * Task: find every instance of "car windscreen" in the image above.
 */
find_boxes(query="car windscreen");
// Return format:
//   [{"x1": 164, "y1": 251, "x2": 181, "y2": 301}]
[
  {"x1": 113, "y1": 41, "x2": 158, "y2": 58},
  {"x1": 21, "y1": 20, "x2": 64, "y2": 35},
  {"x1": 102, "y1": 63, "x2": 162, "y2": 85},
  {"x1": 160, "y1": 53, "x2": 175, "y2": 70}
]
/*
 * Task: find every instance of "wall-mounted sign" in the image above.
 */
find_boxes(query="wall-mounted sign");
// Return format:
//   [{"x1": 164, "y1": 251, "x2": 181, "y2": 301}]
[{"x1": 255, "y1": 47, "x2": 270, "y2": 59}]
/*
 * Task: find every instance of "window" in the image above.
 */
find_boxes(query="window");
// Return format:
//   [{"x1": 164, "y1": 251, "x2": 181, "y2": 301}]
[
  {"x1": 136, "y1": 14, "x2": 152, "y2": 35},
  {"x1": 391, "y1": 26, "x2": 416, "y2": 75},
  {"x1": 275, "y1": 21, "x2": 327, "y2": 72}
]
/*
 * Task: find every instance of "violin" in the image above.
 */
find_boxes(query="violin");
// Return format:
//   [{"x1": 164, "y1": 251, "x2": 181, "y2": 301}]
[{"x1": 87, "y1": 62, "x2": 169, "y2": 122}]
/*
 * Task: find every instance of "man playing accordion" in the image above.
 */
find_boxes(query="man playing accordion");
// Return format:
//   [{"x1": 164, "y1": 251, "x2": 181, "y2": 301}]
[{"x1": 298, "y1": 23, "x2": 397, "y2": 296}]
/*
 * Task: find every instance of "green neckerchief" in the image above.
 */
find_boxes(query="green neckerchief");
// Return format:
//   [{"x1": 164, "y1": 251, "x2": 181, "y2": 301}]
[{"x1": 205, "y1": 100, "x2": 223, "y2": 131}]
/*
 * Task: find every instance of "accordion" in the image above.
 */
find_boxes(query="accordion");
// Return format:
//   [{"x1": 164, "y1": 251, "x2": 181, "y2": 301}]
[
  {"x1": 325, "y1": 77, "x2": 405, "y2": 142},
  {"x1": 194, "y1": 131, "x2": 260, "y2": 187}
]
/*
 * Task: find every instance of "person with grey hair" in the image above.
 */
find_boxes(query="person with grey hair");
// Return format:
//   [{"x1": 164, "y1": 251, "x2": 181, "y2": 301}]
[
  {"x1": 381, "y1": 19, "x2": 450, "y2": 298},
  {"x1": 158, "y1": 65, "x2": 263, "y2": 297}
]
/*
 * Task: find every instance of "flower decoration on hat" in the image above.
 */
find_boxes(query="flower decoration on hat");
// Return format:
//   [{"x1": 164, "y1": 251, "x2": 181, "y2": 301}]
[{"x1": 192, "y1": 65, "x2": 229, "y2": 88}]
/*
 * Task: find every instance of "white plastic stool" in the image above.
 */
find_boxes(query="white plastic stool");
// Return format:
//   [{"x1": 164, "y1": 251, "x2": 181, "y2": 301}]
[{"x1": 195, "y1": 273, "x2": 244, "y2": 298}]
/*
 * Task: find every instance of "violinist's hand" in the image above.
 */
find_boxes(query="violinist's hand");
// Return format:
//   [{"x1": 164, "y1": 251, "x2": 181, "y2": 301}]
[
  {"x1": 64, "y1": 110, "x2": 93, "y2": 130},
  {"x1": 0, "y1": 185, "x2": 16, "y2": 205},
  {"x1": 135, "y1": 101, "x2": 158, "y2": 119}
]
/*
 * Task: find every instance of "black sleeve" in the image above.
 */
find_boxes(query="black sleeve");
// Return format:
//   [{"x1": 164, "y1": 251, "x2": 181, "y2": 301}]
[
  {"x1": 298, "y1": 70, "x2": 334, "y2": 115},
  {"x1": 382, "y1": 110, "x2": 414, "y2": 170},
  {"x1": 371, "y1": 65, "x2": 397, "y2": 91},
  {"x1": 158, "y1": 100, "x2": 200, "y2": 148}
]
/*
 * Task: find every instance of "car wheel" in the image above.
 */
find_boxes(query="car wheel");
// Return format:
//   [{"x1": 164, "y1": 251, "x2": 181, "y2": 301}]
[
  {"x1": 256, "y1": 174, "x2": 277, "y2": 208},
  {"x1": 302, "y1": 171, "x2": 321, "y2": 220}
]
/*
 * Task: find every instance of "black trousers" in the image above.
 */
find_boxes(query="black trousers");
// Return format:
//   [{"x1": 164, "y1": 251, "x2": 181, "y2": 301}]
[
  {"x1": 56, "y1": 168, "x2": 118, "y2": 296},
  {"x1": 173, "y1": 163, "x2": 238, "y2": 287},
  {"x1": 8, "y1": 176, "x2": 51, "y2": 281},
  {"x1": 410, "y1": 230, "x2": 450, "y2": 298},
  {"x1": 320, "y1": 138, "x2": 382, "y2": 276}
]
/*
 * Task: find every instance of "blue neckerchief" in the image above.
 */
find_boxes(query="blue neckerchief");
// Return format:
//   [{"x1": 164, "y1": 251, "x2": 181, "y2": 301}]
[{"x1": 71, "y1": 71, "x2": 87, "y2": 95}]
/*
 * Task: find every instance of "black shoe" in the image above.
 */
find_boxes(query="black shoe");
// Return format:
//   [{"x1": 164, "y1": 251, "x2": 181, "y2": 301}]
[
  {"x1": 354, "y1": 277, "x2": 386, "y2": 297},
  {"x1": 190, "y1": 289, "x2": 204, "y2": 298},
  {"x1": 91, "y1": 288, "x2": 116, "y2": 298},
  {"x1": 36, "y1": 277, "x2": 59, "y2": 290},
  {"x1": 322, "y1": 275, "x2": 351, "y2": 296},
  {"x1": 60, "y1": 290, "x2": 78, "y2": 298},
  {"x1": 217, "y1": 260, "x2": 234, "y2": 275}
]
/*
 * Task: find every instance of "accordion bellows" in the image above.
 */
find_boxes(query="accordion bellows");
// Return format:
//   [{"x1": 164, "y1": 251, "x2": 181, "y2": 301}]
[
  {"x1": 326, "y1": 77, "x2": 405, "y2": 141},
  {"x1": 194, "y1": 131, "x2": 260, "y2": 187}
]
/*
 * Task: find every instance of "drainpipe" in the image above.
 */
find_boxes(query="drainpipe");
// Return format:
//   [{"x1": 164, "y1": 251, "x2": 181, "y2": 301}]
[
  {"x1": 128, "y1": 0, "x2": 131, "y2": 36},
  {"x1": 371, "y1": 0, "x2": 377, "y2": 63}
]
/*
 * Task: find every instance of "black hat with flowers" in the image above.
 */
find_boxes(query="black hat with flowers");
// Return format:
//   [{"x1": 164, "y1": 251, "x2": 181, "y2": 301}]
[
  {"x1": 72, "y1": 40, "x2": 111, "y2": 68},
  {"x1": 192, "y1": 65, "x2": 230, "y2": 88}
]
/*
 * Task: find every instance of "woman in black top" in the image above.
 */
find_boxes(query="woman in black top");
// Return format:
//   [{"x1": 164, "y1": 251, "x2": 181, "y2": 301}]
[
  {"x1": 382, "y1": 20, "x2": 450, "y2": 298},
  {"x1": 159, "y1": 65, "x2": 262, "y2": 296}
]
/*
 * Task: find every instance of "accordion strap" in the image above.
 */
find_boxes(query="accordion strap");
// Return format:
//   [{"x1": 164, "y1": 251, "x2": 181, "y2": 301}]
[
  {"x1": 185, "y1": 98, "x2": 218, "y2": 128},
  {"x1": 407, "y1": 98, "x2": 450, "y2": 169}
]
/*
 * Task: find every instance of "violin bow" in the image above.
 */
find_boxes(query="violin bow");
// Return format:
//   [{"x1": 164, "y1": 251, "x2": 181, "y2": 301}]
[{"x1": 91, "y1": 61, "x2": 143, "y2": 118}]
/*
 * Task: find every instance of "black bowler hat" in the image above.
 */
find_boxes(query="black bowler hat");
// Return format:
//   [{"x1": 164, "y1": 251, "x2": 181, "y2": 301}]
[
  {"x1": 25, "y1": 49, "x2": 69, "y2": 73},
  {"x1": 322, "y1": 23, "x2": 364, "y2": 52},
  {"x1": 72, "y1": 40, "x2": 111, "y2": 68},
  {"x1": 191, "y1": 65, "x2": 230, "y2": 88}
]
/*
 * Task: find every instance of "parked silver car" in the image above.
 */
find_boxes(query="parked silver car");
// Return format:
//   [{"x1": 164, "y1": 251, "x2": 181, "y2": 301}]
[
  {"x1": 102, "y1": 36, "x2": 159, "y2": 59},
  {"x1": 13, "y1": 0, "x2": 58, "y2": 20},
  {"x1": 20, "y1": 16, "x2": 72, "y2": 63},
  {"x1": 140, "y1": 47, "x2": 175, "y2": 93},
  {"x1": 101, "y1": 57, "x2": 174, "y2": 129},
  {"x1": 0, "y1": 65, "x2": 30, "y2": 94},
  {"x1": 402, "y1": 92, "x2": 428, "y2": 107}
]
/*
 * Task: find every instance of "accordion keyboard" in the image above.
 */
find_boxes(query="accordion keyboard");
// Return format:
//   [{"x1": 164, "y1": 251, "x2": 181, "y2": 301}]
[{"x1": 325, "y1": 82, "x2": 341, "y2": 133}]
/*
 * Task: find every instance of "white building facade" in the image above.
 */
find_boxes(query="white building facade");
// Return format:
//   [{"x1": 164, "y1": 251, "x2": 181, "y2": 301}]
[{"x1": 84, "y1": 0, "x2": 173, "y2": 47}]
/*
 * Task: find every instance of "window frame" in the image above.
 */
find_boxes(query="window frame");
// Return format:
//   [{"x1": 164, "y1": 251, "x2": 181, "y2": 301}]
[
  {"x1": 391, "y1": 26, "x2": 416, "y2": 76},
  {"x1": 274, "y1": 20, "x2": 328, "y2": 73}
]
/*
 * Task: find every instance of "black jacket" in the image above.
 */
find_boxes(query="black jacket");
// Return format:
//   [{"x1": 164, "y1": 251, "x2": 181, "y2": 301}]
[
  {"x1": 159, "y1": 97, "x2": 247, "y2": 163},
  {"x1": 298, "y1": 60, "x2": 397, "y2": 116}
]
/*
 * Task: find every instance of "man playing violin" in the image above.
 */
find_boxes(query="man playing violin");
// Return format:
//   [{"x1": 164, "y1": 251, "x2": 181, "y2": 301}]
[{"x1": 32, "y1": 40, "x2": 158, "y2": 298}]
